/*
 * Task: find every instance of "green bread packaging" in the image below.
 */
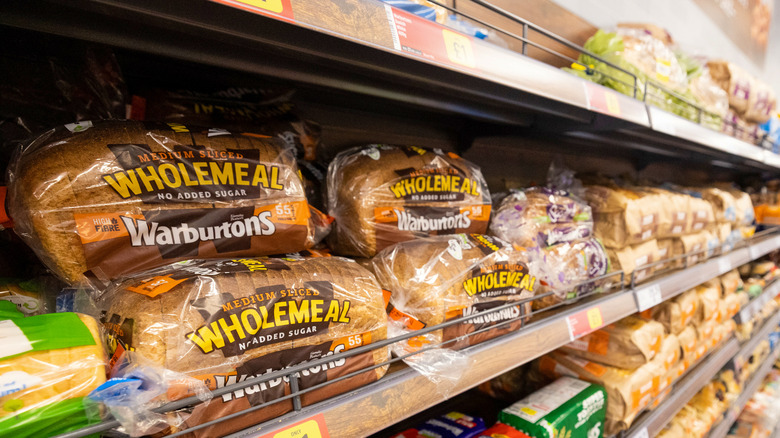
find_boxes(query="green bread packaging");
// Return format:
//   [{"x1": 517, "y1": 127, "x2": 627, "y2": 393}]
[{"x1": 498, "y1": 377, "x2": 607, "y2": 438}]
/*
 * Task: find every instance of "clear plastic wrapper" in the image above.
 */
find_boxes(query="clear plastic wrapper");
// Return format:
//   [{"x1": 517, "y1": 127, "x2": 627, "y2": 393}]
[
  {"x1": 372, "y1": 234, "x2": 536, "y2": 351},
  {"x1": 559, "y1": 315, "x2": 666, "y2": 370},
  {"x1": 689, "y1": 67, "x2": 729, "y2": 120},
  {"x1": 584, "y1": 185, "x2": 662, "y2": 248},
  {"x1": 93, "y1": 256, "x2": 389, "y2": 437},
  {"x1": 0, "y1": 276, "x2": 60, "y2": 316},
  {"x1": 616, "y1": 28, "x2": 688, "y2": 92},
  {"x1": 7, "y1": 120, "x2": 323, "y2": 285},
  {"x1": 0, "y1": 304, "x2": 106, "y2": 437},
  {"x1": 489, "y1": 187, "x2": 593, "y2": 248},
  {"x1": 327, "y1": 145, "x2": 491, "y2": 257},
  {"x1": 88, "y1": 351, "x2": 212, "y2": 437},
  {"x1": 528, "y1": 237, "x2": 610, "y2": 310}
]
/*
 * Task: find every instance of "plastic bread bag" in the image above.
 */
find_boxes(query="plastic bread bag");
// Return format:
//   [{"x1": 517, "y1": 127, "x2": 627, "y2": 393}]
[
  {"x1": 489, "y1": 187, "x2": 593, "y2": 248},
  {"x1": 607, "y1": 239, "x2": 660, "y2": 285},
  {"x1": 0, "y1": 276, "x2": 61, "y2": 316},
  {"x1": 93, "y1": 256, "x2": 389, "y2": 437},
  {"x1": 707, "y1": 60, "x2": 754, "y2": 114},
  {"x1": 88, "y1": 351, "x2": 212, "y2": 437},
  {"x1": 584, "y1": 185, "x2": 662, "y2": 248},
  {"x1": 327, "y1": 145, "x2": 492, "y2": 257},
  {"x1": 616, "y1": 28, "x2": 688, "y2": 92},
  {"x1": 535, "y1": 351, "x2": 657, "y2": 433},
  {"x1": 558, "y1": 315, "x2": 665, "y2": 369},
  {"x1": 526, "y1": 237, "x2": 610, "y2": 311},
  {"x1": 0, "y1": 302, "x2": 107, "y2": 438},
  {"x1": 700, "y1": 188, "x2": 738, "y2": 224},
  {"x1": 689, "y1": 67, "x2": 729, "y2": 118},
  {"x1": 651, "y1": 288, "x2": 699, "y2": 334},
  {"x1": 373, "y1": 234, "x2": 536, "y2": 352},
  {"x1": 745, "y1": 79, "x2": 776, "y2": 124},
  {"x1": 7, "y1": 120, "x2": 324, "y2": 285}
]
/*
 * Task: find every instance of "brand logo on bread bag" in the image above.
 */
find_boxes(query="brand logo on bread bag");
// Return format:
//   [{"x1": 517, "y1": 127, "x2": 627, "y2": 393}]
[
  {"x1": 101, "y1": 136, "x2": 289, "y2": 203},
  {"x1": 186, "y1": 282, "x2": 351, "y2": 357},
  {"x1": 460, "y1": 301, "x2": 525, "y2": 326},
  {"x1": 463, "y1": 263, "x2": 535, "y2": 298},
  {"x1": 389, "y1": 167, "x2": 481, "y2": 202}
]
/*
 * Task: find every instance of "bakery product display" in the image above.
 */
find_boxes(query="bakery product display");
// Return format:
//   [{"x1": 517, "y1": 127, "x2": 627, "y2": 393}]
[
  {"x1": 95, "y1": 256, "x2": 388, "y2": 437},
  {"x1": 371, "y1": 234, "x2": 535, "y2": 349},
  {"x1": 327, "y1": 145, "x2": 491, "y2": 257},
  {"x1": 7, "y1": 120, "x2": 318, "y2": 284}
]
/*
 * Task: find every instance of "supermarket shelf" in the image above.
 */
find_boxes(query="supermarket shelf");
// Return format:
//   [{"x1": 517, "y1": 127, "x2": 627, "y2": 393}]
[
  {"x1": 226, "y1": 234, "x2": 780, "y2": 438},
  {"x1": 731, "y1": 308, "x2": 780, "y2": 380},
  {"x1": 624, "y1": 338, "x2": 741, "y2": 438},
  {"x1": 708, "y1": 347, "x2": 780, "y2": 438},
  {"x1": 735, "y1": 280, "x2": 780, "y2": 325},
  {"x1": 2, "y1": 0, "x2": 779, "y2": 170}
]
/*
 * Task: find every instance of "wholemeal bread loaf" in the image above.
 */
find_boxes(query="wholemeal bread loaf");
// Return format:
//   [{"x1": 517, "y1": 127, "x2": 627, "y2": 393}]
[
  {"x1": 371, "y1": 234, "x2": 535, "y2": 349},
  {"x1": 96, "y1": 256, "x2": 388, "y2": 437},
  {"x1": 8, "y1": 120, "x2": 318, "y2": 284},
  {"x1": 490, "y1": 187, "x2": 593, "y2": 248},
  {"x1": 327, "y1": 145, "x2": 491, "y2": 257}
]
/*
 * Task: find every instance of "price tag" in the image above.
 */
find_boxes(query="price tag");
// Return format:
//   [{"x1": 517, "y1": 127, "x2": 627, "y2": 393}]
[
  {"x1": 635, "y1": 284, "x2": 663, "y2": 312},
  {"x1": 718, "y1": 257, "x2": 732, "y2": 274},
  {"x1": 566, "y1": 306, "x2": 603, "y2": 341},
  {"x1": 442, "y1": 29, "x2": 476, "y2": 68},
  {"x1": 259, "y1": 414, "x2": 330, "y2": 438},
  {"x1": 212, "y1": 0, "x2": 294, "y2": 20},
  {"x1": 632, "y1": 427, "x2": 649, "y2": 438},
  {"x1": 583, "y1": 82, "x2": 622, "y2": 117},
  {"x1": 749, "y1": 244, "x2": 761, "y2": 260}
]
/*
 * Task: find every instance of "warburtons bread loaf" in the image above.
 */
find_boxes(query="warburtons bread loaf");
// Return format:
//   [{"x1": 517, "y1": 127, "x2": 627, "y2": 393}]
[
  {"x1": 8, "y1": 120, "x2": 319, "y2": 284},
  {"x1": 95, "y1": 256, "x2": 388, "y2": 437},
  {"x1": 490, "y1": 187, "x2": 593, "y2": 248},
  {"x1": 371, "y1": 234, "x2": 536, "y2": 349},
  {"x1": 327, "y1": 145, "x2": 491, "y2": 257},
  {"x1": 0, "y1": 307, "x2": 106, "y2": 437}
]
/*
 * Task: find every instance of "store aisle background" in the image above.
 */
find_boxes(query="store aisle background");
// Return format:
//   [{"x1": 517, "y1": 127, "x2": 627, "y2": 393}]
[{"x1": 552, "y1": 0, "x2": 780, "y2": 102}]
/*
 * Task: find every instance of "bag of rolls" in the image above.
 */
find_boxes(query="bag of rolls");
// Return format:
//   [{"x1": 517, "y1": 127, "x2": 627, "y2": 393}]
[
  {"x1": 7, "y1": 120, "x2": 323, "y2": 284},
  {"x1": 526, "y1": 237, "x2": 610, "y2": 310},
  {"x1": 94, "y1": 256, "x2": 389, "y2": 437},
  {"x1": 490, "y1": 187, "x2": 593, "y2": 248},
  {"x1": 559, "y1": 315, "x2": 665, "y2": 370},
  {"x1": 0, "y1": 303, "x2": 106, "y2": 438},
  {"x1": 372, "y1": 234, "x2": 536, "y2": 350},
  {"x1": 327, "y1": 145, "x2": 491, "y2": 257}
]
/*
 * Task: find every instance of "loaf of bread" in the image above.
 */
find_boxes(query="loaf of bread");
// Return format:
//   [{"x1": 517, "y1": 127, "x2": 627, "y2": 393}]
[
  {"x1": 584, "y1": 185, "x2": 662, "y2": 249},
  {"x1": 700, "y1": 188, "x2": 737, "y2": 224},
  {"x1": 687, "y1": 196, "x2": 715, "y2": 233},
  {"x1": 559, "y1": 316, "x2": 665, "y2": 369},
  {"x1": 707, "y1": 60, "x2": 753, "y2": 114},
  {"x1": 327, "y1": 145, "x2": 491, "y2": 257},
  {"x1": 371, "y1": 234, "x2": 535, "y2": 349},
  {"x1": 643, "y1": 187, "x2": 691, "y2": 238},
  {"x1": 651, "y1": 288, "x2": 698, "y2": 334},
  {"x1": 490, "y1": 187, "x2": 593, "y2": 248},
  {"x1": 720, "y1": 269, "x2": 743, "y2": 295},
  {"x1": 537, "y1": 351, "x2": 657, "y2": 433},
  {"x1": 744, "y1": 79, "x2": 777, "y2": 123},
  {"x1": 95, "y1": 256, "x2": 388, "y2": 437},
  {"x1": 8, "y1": 120, "x2": 318, "y2": 284},
  {"x1": 528, "y1": 238, "x2": 610, "y2": 310},
  {"x1": 0, "y1": 309, "x2": 106, "y2": 436},
  {"x1": 607, "y1": 239, "x2": 660, "y2": 285}
]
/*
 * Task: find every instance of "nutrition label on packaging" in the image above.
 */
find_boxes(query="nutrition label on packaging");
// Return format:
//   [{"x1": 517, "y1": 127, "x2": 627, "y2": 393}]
[{"x1": 504, "y1": 377, "x2": 590, "y2": 423}]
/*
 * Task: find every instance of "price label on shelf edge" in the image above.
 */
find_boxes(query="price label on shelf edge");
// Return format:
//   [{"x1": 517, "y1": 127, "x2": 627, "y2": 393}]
[
  {"x1": 749, "y1": 244, "x2": 762, "y2": 260},
  {"x1": 635, "y1": 284, "x2": 663, "y2": 312},
  {"x1": 258, "y1": 414, "x2": 330, "y2": 438},
  {"x1": 583, "y1": 82, "x2": 622, "y2": 117},
  {"x1": 211, "y1": 0, "x2": 295, "y2": 21},
  {"x1": 566, "y1": 306, "x2": 603, "y2": 341},
  {"x1": 718, "y1": 257, "x2": 732, "y2": 274}
]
